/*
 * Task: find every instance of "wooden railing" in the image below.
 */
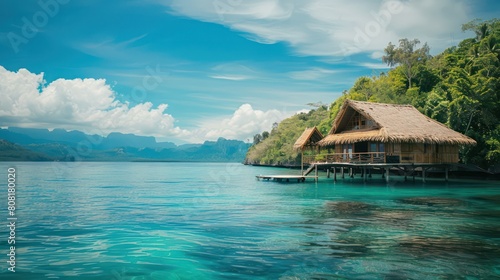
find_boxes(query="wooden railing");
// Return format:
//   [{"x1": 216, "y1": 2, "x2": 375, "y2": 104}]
[
  {"x1": 303, "y1": 152, "x2": 386, "y2": 164},
  {"x1": 303, "y1": 152, "x2": 459, "y2": 164}
]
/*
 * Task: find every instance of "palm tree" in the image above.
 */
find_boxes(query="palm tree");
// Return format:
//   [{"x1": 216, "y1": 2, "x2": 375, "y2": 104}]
[
  {"x1": 475, "y1": 23, "x2": 490, "y2": 41},
  {"x1": 481, "y1": 35, "x2": 499, "y2": 57},
  {"x1": 466, "y1": 44, "x2": 480, "y2": 75}
]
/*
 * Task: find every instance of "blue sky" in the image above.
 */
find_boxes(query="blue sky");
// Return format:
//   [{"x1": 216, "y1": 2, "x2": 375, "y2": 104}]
[{"x1": 0, "y1": 0, "x2": 499, "y2": 143}]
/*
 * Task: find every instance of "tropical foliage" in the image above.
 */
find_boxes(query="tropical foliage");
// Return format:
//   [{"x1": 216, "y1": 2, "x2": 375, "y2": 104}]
[
  {"x1": 246, "y1": 19, "x2": 500, "y2": 169},
  {"x1": 245, "y1": 105, "x2": 329, "y2": 165}
]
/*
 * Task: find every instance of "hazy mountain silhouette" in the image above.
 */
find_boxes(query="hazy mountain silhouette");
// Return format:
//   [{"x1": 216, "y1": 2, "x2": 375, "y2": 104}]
[{"x1": 0, "y1": 127, "x2": 250, "y2": 162}]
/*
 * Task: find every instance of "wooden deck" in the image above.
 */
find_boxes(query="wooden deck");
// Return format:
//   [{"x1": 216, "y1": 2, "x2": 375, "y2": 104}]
[
  {"x1": 255, "y1": 162, "x2": 489, "y2": 184},
  {"x1": 256, "y1": 175, "x2": 318, "y2": 182},
  {"x1": 302, "y1": 162, "x2": 478, "y2": 183}
]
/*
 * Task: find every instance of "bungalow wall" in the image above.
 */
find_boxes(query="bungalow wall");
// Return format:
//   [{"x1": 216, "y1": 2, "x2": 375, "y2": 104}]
[
  {"x1": 391, "y1": 143, "x2": 459, "y2": 163},
  {"x1": 332, "y1": 142, "x2": 460, "y2": 163}
]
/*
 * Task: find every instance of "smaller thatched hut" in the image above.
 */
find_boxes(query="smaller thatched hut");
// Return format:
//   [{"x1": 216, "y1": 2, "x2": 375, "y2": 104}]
[
  {"x1": 293, "y1": 127, "x2": 324, "y2": 151},
  {"x1": 317, "y1": 100, "x2": 476, "y2": 164},
  {"x1": 294, "y1": 127, "x2": 324, "y2": 171}
]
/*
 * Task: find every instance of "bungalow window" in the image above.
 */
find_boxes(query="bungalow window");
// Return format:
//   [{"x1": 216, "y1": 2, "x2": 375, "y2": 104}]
[
  {"x1": 378, "y1": 143, "x2": 385, "y2": 153},
  {"x1": 369, "y1": 142, "x2": 385, "y2": 153},
  {"x1": 342, "y1": 144, "x2": 353, "y2": 159},
  {"x1": 346, "y1": 114, "x2": 369, "y2": 130}
]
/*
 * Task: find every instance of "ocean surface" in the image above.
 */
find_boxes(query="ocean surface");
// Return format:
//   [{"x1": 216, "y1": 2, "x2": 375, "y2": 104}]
[{"x1": 0, "y1": 162, "x2": 499, "y2": 279}]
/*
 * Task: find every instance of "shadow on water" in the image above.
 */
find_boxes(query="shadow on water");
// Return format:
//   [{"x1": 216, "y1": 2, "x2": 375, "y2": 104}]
[
  {"x1": 397, "y1": 235, "x2": 500, "y2": 259},
  {"x1": 288, "y1": 188, "x2": 500, "y2": 279},
  {"x1": 397, "y1": 196, "x2": 466, "y2": 207},
  {"x1": 469, "y1": 194, "x2": 500, "y2": 204}
]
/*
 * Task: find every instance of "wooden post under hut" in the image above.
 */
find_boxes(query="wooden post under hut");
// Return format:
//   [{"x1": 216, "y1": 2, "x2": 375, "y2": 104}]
[{"x1": 445, "y1": 166, "x2": 449, "y2": 182}]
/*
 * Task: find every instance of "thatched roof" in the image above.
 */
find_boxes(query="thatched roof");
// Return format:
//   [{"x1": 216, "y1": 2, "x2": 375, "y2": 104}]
[
  {"x1": 318, "y1": 100, "x2": 477, "y2": 146},
  {"x1": 293, "y1": 127, "x2": 324, "y2": 151}
]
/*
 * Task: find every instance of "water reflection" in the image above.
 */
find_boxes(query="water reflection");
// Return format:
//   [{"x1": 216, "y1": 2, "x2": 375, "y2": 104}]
[{"x1": 292, "y1": 194, "x2": 500, "y2": 279}]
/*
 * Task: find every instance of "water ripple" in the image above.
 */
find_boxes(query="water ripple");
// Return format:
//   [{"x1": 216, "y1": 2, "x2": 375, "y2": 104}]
[{"x1": 0, "y1": 162, "x2": 499, "y2": 279}]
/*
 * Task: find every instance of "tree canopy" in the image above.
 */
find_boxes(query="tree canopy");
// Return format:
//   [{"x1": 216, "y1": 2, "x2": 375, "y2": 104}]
[{"x1": 382, "y1": 38, "x2": 431, "y2": 88}]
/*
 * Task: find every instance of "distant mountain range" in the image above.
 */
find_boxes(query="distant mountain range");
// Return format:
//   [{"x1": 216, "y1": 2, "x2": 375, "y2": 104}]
[{"x1": 0, "y1": 127, "x2": 251, "y2": 162}]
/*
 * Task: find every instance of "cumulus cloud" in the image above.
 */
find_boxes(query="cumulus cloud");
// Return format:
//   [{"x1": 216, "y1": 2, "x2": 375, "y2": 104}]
[
  {"x1": 0, "y1": 66, "x2": 189, "y2": 138},
  {"x1": 166, "y1": 0, "x2": 470, "y2": 58},
  {"x1": 0, "y1": 66, "x2": 297, "y2": 143},
  {"x1": 188, "y1": 104, "x2": 292, "y2": 143}
]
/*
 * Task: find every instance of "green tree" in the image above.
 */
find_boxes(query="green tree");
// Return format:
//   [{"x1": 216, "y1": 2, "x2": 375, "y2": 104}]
[
  {"x1": 382, "y1": 38, "x2": 431, "y2": 88},
  {"x1": 486, "y1": 125, "x2": 500, "y2": 164},
  {"x1": 462, "y1": 19, "x2": 494, "y2": 42},
  {"x1": 261, "y1": 131, "x2": 270, "y2": 140},
  {"x1": 253, "y1": 134, "x2": 262, "y2": 145}
]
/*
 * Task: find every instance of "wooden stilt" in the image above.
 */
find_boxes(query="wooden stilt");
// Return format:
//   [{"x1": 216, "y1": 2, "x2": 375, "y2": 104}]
[
  {"x1": 422, "y1": 168, "x2": 426, "y2": 183},
  {"x1": 445, "y1": 166, "x2": 448, "y2": 182},
  {"x1": 386, "y1": 167, "x2": 390, "y2": 183},
  {"x1": 326, "y1": 168, "x2": 330, "y2": 178},
  {"x1": 315, "y1": 165, "x2": 318, "y2": 182},
  {"x1": 333, "y1": 167, "x2": 337, "y2": 182},
  {"x1": 341, "y1": 167, "x2": 345, "y2": 179},
  {"x1": 301, "y1": 151, "x2": 304, "y2": 175},
  {"x1": 363, "y1": 167, "x2": 367, "y2": 182},
  {"x1": 368, "y1": 168, "x2": 372, "y2": 178}
]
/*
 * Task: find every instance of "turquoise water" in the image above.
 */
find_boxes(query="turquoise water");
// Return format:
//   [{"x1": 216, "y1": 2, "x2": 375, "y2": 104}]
[{"x1": 0, "y1": 162, "x2": 499, "y2": 279}]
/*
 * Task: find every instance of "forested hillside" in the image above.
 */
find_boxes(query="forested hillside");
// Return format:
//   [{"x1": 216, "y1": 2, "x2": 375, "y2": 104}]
[
  {"x1": 245, "y1": 105, "x2": 329, "y2": 165},
  {"x1": 245, "y1": 19, "x2": 500, "y2": 170}
]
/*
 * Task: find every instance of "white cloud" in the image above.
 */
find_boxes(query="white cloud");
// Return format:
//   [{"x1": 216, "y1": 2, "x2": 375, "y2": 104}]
[
  {"x1": 296, "y1": 109, "x2": 310, "y2": 114},
  {"x1": 166, "y1": 0, "x2": 471, "y2": 58},
  {"x1": 210, "y1": 75, "x2": 250, "y2": 81},
  {"x1": 357, "y1": 62, "x2": 391, "y2": 70},
  {"x1": 0, "y1": 66, "x2": 189, "y2": 138},
  {"x1": 289, "y1": 67, "x2": 338, "y2": 80},
  {"x1": 188, "y1": 104, "x2": 292, "y2": 142},
  {"x1": 209, "y1": 62, "x2": 257, "y2": 81},
  {"x1": 0, "y1": 66, "x2": 302, "y2": 143}
]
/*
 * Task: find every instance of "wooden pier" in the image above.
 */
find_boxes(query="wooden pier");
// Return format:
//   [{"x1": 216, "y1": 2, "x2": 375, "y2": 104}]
[
  {"x1": 256, "y1": 175, "x2": 318, "y2": 182},
  {"x1": 301, "y1": 162, "x2": 479, "y2": 183},
  {"x1": 256, "y1": 162, "x2": 488, "y2": 183}
]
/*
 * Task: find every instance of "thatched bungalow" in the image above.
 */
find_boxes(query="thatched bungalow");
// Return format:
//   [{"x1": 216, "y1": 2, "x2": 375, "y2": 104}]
[
  {"x1": 293, "y1": 127, "x2": 324, "y2": 151},
  {"x1": 293, "y1": 127, "x2": 324, "y2": 172},
  {"x1": 316, "y1": 100, "x2": 476, "y2": 164}
]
